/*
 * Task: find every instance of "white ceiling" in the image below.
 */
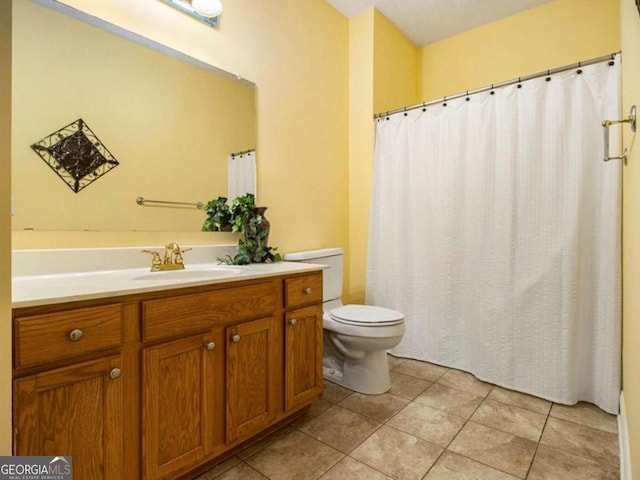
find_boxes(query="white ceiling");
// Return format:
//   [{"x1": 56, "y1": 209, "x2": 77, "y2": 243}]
[{"x1": 325, "y1": 0, "x2": 553, "y2": 47}]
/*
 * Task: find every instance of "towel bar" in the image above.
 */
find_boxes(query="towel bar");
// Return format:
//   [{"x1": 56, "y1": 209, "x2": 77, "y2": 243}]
[
  {"x1": 136, "y1": 196, "x2": 204, "y2": 209},
  {"x1": 602, "y1": 105, "x2": 636, "y2": 164}
]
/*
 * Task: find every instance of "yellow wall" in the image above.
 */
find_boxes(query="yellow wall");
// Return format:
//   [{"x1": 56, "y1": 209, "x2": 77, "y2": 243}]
[
  {"x1": 12, "y1": 0, "x2": 349, "y2": 252},
  {"x1": 621, "y1": 0, "x2": 640, "y2": 474},
  {"x1": 372, "y1": 11, "x2": 420, "y2": 114},
  {"x1": 421, "y1": 0, "x2": 620, "y2": 101},
  {"x1": 348, "y1": 9, "x2": 420, "y2": 302},
  {"x1": 4, "y1": 0, "x2": 632, "y2": 467},
  {"x1": 12, "y1": 0, "x2": 255, "y2": 232},
  {"x1": 349, "y1": 0, "x2": 620, "y2": 305},
  {"x1": 348, "y1": 9, "x2": 374, "y2": 303},
  {"x1": 0, "y1": 0, "x2": 11, "y2": 455},
  {"x1": 3, "y1": 0, "x2": 348, "y2": 449}
]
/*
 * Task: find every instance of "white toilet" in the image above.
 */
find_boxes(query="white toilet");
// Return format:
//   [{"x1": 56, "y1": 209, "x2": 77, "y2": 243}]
[{"x1": 283, "y1": 248, "x2": 405, "y2": 395}]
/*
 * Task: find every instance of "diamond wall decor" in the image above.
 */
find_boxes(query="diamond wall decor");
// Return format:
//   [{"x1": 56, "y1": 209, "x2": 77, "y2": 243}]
[{"x1": 30, "y1": 118, "x2": 119, "y2": 193}]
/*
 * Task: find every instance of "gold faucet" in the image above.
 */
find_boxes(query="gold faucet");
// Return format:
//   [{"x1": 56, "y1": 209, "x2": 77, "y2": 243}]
[{"x1": 141, "y1": 243, "x2": 192, "y2": 271}]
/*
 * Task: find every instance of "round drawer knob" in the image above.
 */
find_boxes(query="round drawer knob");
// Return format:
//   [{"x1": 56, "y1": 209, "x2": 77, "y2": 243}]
[
  {"x1": 303, "y1": 287, "x2": 312, "y2": 295},
  {"x1": 231, "y1": 334, "x2": 241, "y2": 343},
  {"x1": 289, "y1": 318, "x2": 297, "y2": 326},
  {"x1": 206, "y1": 341, "x2": 216, "y2": 351},
  {"x1": 69, "y1": 329, "x2": 84, "y2": 342},
  {"x1": 109, "y1": 368, "x2": 122, "y2": 380}
]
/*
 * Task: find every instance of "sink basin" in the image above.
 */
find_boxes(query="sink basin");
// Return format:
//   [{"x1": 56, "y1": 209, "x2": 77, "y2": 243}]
[{"x1": 133, "y1": 265, "x2": 249, "y2": 281}]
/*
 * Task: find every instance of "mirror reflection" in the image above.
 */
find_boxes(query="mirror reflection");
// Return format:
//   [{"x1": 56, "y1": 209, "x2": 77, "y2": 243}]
[{"x1": 11, "y1": 0, "x2": 256, "y2": 232}]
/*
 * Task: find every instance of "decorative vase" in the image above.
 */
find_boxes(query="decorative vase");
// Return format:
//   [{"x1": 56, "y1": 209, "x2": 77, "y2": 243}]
[{"x1": 256, "y1": 207, "x2": 270, "y2": 246}]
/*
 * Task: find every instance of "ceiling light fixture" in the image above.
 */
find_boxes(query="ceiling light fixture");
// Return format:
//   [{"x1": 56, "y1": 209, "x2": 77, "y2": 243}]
[
  {"x1": 161, "y1": 0, "x2": 223, "y2": 27},
  {"x1": 191, "y1": 0, "x2": 223, "y2": 18}
]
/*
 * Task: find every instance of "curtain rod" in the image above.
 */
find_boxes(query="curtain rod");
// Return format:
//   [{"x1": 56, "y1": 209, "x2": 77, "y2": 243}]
[
  {"x1": 230, "y1": 148, "x2": 255, "y2": 157},
  {"x1": 375, "y1": 51, "x2": 621, "y2": 119}
]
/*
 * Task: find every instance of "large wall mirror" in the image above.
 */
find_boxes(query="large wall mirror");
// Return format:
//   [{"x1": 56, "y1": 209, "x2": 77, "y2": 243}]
[{"x1": 12, "y1": 0, "x2": 256, "y2": 232}]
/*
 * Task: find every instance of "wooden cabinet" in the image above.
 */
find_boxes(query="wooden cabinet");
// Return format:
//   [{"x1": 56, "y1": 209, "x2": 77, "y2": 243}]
[
  {"x1": 13, "y1": 302, "x2": 128, "y2": 479},
  {"x1": 13, "y1": 355, "x2": 124, "y2": 480},
  {"x1": 284, "y1": 305, "x2": 323, "y2": 411},
  {"x1": 226, "y1": 316, "x2": 280, "y2": 444},
  {"x1": 14, "y1": 303, "x2": 124, "y2": 369},
  {"x1": 142, "y1": 330, "x2": 223, "y2": 480},
  {"x1": 12, "y1": 270, "x2": 323, "y2": 480}
]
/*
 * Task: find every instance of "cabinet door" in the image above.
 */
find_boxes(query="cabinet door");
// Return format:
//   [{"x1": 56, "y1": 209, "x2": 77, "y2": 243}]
[
  {"x1": 142, "y1": 331, "x2": 222, "y2": 480},
  {"x1": 284, "y1": 305, "x2": 323, "y2": 411},
  {"x1": 13, "y1": 355, "x2": 124, "y2": 480},
  {"x1": 226, "y1": 316, "x2": 279, "y2": 443}
]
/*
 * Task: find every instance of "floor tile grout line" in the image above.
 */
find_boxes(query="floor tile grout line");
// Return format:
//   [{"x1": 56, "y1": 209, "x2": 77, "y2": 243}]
[
  {"x1": 542, "y1": 410, "x2": 620, "y2": 468},
  {"x1": 296, "y1": 420, "x2": 394, "y2": 479},
  {"x1": 438, "y1": 450, "x2": 526, "y2": 479},
  {"x1": 537, "y1": 440, "x2": 621, "y2": 470},
  {"x1": 235, "y1": 425, "x2": 295, "y2": 463},
  {"x1": 342, "y1": 423, "x2": 393, "y2": 478},
  {"x1": 253, "y1": 428, "x2": 347, "y2": 479},
  {"x1": 486, "y1": 394, "x2": 552, "y2": 417},
  {"x1": 335, "y1": 393, "x2": 410, "y2": 424},
  {"x1": 313, "y1": 451, "x2": 346, "y2": 480},
  {"x1": 390, "y1": 359, "x2": 450, "y2": 383},
  {"x1": 298, "y1": 392, "x2": 618, "y2": 480},
  {"x1": 239, "y1": 459, "x2": 270, "y2": 480},
  {"x1": 547, "y1": 411, "x2": 619, "y2": 435},
  {"x1": 467, "y1": 397, "x2": 548, "y2": 444},
  {"x1": 420, "y1": 385, "x2": 482, "y2": 478},
  {"x1": 429, "y1": 384, "x2": 537, "y2": 479},
  {"x1": 293, "y1": 406, "x2": 384, "y2": 457},
  {"x1": 215, "y1": 366, "x2": 619, "y2": 479},
  {"x1": 523, "y1": 408, "x2": 552, "y2": 479},
  {"x1": 432, "y1": 376, "x2": 493, "y2": 399}
]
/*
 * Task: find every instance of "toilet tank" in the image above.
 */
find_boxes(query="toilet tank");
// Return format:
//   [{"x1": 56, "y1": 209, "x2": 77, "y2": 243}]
[{"x1": 283, "y1": 248, "x2": 343, "y2": 302}]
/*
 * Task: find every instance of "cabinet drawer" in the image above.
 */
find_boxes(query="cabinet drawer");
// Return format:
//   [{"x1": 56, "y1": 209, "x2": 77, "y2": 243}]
[
  {"x1": 284, "y1": 273, "x2": 322, "y2": 308},
  {"x1": 142, "y1": 282, "x2": 278, "y2": 342},
  {"x1": 15, "y1": 304, "x2": 124, "y2": 369}
]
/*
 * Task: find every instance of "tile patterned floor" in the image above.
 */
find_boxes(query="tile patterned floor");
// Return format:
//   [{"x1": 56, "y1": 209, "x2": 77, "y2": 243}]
[{"x1": 196, "y1": 356, "x2": 620, "y2": 480}]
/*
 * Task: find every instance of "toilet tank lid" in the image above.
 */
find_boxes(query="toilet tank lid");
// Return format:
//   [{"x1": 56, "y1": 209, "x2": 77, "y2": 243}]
[{"x1": 283, "y1": 248, "x2": 344, "y2": 261}]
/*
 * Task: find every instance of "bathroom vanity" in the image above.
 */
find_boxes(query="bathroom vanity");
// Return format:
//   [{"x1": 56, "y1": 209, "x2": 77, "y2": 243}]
[{"x1": 11, "y1": 252, "x2": 324, "y2": 480}]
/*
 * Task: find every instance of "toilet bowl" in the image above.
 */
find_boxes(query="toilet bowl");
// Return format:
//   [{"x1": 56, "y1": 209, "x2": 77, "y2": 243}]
[
  {"x1": 323, "y1": 304, "x2": 404, "y2": 394},
  {"x1": 283, "y1": 248, "x2": 405, "y2": 395}
]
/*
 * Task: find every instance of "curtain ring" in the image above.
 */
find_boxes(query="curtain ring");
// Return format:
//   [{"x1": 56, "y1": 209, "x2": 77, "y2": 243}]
[
  {"x1": 517, "y1": 77, "x2": 522, "y2": 89},
  {"x1": 443, "y1": 96, "x2": 447, "y2": 107}
]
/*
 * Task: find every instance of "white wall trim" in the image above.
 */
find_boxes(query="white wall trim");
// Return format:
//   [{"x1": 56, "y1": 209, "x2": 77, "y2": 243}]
[{"x1": 619, "y1": 391, "x2": 633, "y2": 480}]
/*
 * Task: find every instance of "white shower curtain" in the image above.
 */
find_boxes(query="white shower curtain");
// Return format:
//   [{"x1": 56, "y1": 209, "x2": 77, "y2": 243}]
[
  {"x1": 366, "y1": 58, "x2": 621, "y2": 413},
  {"x1": 228, "y1": 150, "x2": 256, "y2": 201}
]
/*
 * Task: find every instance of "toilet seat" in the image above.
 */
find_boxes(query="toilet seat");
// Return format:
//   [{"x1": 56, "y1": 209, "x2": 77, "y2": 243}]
[{"x1": 329, "y1": 304, "x2": 404, "y2": 327}]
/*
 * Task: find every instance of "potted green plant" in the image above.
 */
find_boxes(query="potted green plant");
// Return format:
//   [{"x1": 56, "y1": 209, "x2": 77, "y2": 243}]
[
  {"x1": 218, "y1": 193, "x2": 281, "y2": 265},
  {"x1": 201, "y1": 196, "x2": 232, "y2": 231}
]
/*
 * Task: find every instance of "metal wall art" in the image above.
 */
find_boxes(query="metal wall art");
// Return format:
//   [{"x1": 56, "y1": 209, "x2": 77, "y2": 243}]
[{"x1": 30, "y1": 118, "x2": 119, "y2": 193}]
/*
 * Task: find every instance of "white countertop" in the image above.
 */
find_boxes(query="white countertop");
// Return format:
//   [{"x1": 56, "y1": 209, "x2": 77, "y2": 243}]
[{"x1": 12, "y1": 261, "x2": 326, "y2": 309}]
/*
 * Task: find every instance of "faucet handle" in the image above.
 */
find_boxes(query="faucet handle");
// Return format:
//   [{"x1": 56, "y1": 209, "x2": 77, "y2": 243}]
[
  {"x1": 174, "y1": 247, "x2": 192, "y2": 265},
  {"x1": 141, "y1": 249, "x2": 162, "y2": 271}
]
